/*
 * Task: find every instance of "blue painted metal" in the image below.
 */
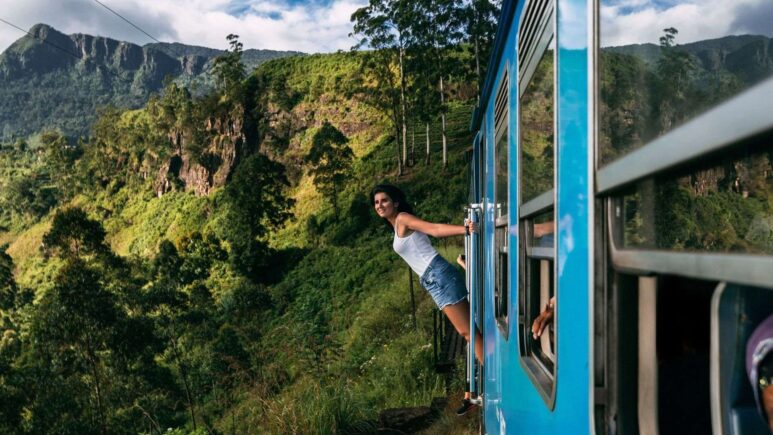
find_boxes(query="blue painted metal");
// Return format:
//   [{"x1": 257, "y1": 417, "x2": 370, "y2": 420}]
[{"x1": 469, "y1": 0, "x2": 592, "y2": 432}]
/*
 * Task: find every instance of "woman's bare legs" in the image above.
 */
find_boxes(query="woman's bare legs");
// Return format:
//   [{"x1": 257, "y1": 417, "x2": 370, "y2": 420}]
[{"x1": 443, "y1": 299, "x2": 483, "y2": 402}]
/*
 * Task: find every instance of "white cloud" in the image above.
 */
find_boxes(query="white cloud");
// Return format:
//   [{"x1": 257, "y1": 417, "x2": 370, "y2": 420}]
[
  {"x1": 0, "y1": 0, "x2": 367, "y2": 54},
  {"x1": 601, "y1": 0, "x2": 772, "y2": 47}
]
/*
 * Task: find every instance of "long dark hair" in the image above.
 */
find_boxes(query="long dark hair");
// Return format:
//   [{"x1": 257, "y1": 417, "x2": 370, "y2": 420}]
[{"x1": 371, "y1": 184, "x2": 414, "y2": 228}]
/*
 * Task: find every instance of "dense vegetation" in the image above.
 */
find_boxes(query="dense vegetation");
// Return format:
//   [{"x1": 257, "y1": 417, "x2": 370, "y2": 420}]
[{"x1": 0, "y1": 3, "x2": 492, "y2": 429}]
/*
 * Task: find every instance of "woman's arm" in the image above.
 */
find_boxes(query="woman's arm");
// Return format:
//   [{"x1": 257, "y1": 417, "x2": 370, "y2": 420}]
[{"x1": 397, "y1": 213, "x2": 468, "y2": 238}]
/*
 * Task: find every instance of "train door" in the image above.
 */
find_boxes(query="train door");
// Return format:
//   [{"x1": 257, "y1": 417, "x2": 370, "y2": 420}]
[{"x1": 593, "y1": 0, "x2": 773, "y2": 433}]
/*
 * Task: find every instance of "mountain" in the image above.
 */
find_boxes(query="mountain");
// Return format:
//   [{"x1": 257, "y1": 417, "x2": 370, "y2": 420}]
[
  {"x1": 0, "y1": 24, "x2": 302, "y2": 140},
  {"x1": 603, "y1": 34, "x2": 773, "y2": 83}
]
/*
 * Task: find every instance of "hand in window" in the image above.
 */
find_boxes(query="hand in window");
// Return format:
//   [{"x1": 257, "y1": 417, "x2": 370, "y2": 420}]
[{"x1": 531, "y1": 297, "x2": 555, "y2": 339}]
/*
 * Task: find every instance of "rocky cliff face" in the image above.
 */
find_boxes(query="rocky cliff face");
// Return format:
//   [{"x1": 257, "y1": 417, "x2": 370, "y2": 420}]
[
  {"x1": 0, "y1": 24, "x2": 301, "y2": 140},
  {"x1": 155, "y1": 111, "x2": 251, "y2": 197},
  {"x1": 0, "y1": 24, "x2": 191, "y2": 81}
]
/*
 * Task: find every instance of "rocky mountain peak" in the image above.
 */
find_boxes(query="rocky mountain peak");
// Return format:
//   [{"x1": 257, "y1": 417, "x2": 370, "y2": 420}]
[{"x1": 0, "y1": 24, "x2": 302, "y2": 140}]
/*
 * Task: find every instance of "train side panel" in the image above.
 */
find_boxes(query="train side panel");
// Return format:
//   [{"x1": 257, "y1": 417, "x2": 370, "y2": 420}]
[{"x1": 477, "y1": 0, "x2": 593, "y2": 432}]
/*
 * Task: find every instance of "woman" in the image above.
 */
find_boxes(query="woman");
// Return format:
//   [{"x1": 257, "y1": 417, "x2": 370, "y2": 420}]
[{"x1": 372, "y1": 184, "x2": 483, "y2": 415}]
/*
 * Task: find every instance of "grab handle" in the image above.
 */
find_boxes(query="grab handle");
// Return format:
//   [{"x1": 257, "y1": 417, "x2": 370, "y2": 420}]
[{"x1": 466, "y1": 204, "x2": 482, "y2": 400}]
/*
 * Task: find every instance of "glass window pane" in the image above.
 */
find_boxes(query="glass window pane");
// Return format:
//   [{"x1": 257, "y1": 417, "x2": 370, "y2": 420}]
[
  {"x1": 621, "y1": 145, "x2": 773, "y2": 253},
  {"x1": 520, "y1": 39, "x2": 554, "y2": 203},
  {"x1": 496, "y1": 126, "x2": 508, "y2": 218},
  {"x1": 599, "y1": 0, "x2": 773, "y2": 165}
]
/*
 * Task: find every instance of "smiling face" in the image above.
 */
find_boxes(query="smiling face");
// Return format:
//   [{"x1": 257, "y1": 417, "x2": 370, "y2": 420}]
[{"x1": 373, "y1": 192, "x2": 398, "y2": 219}]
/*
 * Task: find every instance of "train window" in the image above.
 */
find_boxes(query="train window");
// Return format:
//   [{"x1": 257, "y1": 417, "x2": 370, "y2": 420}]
[
  {"x1": 517, "y1": 0, "x2": 556, "y2": 406},
  {"x1": 620, "y1": 144, "x2": 772, "y2": 254},
  {"x1": 520, "y1": 40, "x2": 555, "y2": 203},
  {"x1": 494, "y1": 66, "x2": 510, "y2": 336},
  {"x1": 596, "y1": 1, "x2": 773, "y2": 431},
  {"x1": 598, "y1": 0, "x2": 773, "y2": 165},
  {"x1": 523, "y1": 209, "x2": 555, "y2": 364}
]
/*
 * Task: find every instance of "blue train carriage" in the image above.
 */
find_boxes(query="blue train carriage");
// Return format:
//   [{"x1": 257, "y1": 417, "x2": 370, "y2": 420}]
[{"x1": 465, "y1": 0, "x2": 773, "y2": 433}]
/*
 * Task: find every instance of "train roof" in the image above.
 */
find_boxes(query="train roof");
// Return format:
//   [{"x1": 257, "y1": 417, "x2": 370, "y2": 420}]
[{"x1": 470, "y1": 0, "x2": 518, "y2": 133}]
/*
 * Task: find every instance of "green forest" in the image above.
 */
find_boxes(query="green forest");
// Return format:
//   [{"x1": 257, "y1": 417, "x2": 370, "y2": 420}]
[{"x1": 0, "y1": 1, "x2": 500, "y2": 433}]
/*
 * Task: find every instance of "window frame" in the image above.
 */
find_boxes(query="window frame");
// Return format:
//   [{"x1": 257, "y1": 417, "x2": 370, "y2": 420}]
[
  {"x1": 516, "y1": 0, "x2": 557, "y2": 408},
  {"x1": 494, "y1": 63, "x2": 511, "y2": 338}
]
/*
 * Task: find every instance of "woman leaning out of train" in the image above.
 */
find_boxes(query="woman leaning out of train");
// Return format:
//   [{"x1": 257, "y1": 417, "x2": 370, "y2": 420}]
[{"x1": 372, "y1": 184, "x2": 483, "y2": 416}]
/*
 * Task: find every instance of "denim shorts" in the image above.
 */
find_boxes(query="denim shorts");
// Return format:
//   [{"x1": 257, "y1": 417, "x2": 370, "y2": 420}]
[{"x1": 420, "y1": 255, "x2": 468, "y2": 310}]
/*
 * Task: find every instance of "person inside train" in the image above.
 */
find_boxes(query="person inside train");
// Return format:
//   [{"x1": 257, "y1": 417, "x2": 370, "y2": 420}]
[
  {"x1": 531, "y1": 220, "x2": 555, "y2": 340},
  {"x1": 372, "y1": 184, "x2": 483, "y2": 416},
  {"x1": 746, "y1": 314, "x2": 773, "y2": 432}
]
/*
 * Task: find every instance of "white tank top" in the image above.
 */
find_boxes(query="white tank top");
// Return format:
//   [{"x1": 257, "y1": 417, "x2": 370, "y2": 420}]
[{"x1": 393, "y1": 228, "x2": 439, "y2": 277}]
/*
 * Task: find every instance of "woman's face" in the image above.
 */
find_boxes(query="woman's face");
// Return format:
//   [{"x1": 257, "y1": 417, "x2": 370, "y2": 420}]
[{"x1": 374, "y1": 192, "x2": 398, "y2": 219}]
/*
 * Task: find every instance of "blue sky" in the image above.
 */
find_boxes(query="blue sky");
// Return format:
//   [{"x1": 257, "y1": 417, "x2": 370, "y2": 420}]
[{"x1": 0, "y1": 0, "x2": 367, "y2": 54}]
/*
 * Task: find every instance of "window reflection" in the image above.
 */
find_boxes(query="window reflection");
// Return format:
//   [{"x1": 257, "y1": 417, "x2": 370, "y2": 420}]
[
  {"x1": 599, "y1": 0, "x2": 773, "y2": 164},
  {"x1": 622, "y1": 146, "x2": 773, "y2": 253},
  {"x1": 520, "y1": 39, "x2": 554, "y2": 203}
]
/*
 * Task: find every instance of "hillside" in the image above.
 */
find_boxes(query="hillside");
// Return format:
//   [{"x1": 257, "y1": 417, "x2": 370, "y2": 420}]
[
  {"x1": 0, "y1": 43, "x2": 479, "y2": 433},
  {"x1": 0, "y1": 24, "x2": 301, "y2": 140},
  {"x1": 604, "y1": 34, "x2": 773, "y2": 83}
]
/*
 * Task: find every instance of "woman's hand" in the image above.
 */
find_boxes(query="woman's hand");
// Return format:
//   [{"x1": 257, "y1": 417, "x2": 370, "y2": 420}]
[
  {"x1": 464, "y1": 219, "x2": 476, "y2": 235},
  {"x1": 531, "y1": 300, "x2": 555, "y2": 339},
  {"x1": 456, "y1": 254, "x2": 466, "y2": 270}
]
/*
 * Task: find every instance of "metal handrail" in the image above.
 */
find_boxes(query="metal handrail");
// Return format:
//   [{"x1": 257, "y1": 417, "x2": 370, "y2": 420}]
[{"x1": 466, "y1": 204, "x2": 483, "y2": 401}]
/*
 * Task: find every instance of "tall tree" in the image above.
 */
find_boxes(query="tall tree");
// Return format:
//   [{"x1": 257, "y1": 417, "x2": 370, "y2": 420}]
[
  {"x1": 0, "y1": 245, "x2": 16, "y2": 312},
  {"x1": 351, "y1": 0, "x2": 412, "y2": 175},
  {"x1": 414, "y1": 0, "x2": 465, "y2": 167},
  {"x1": 653, "y1": 27, "x2": 697, "y2": 134},
  {"x1": 305, "y1": 122, "x2": 353, "y2": 220},
  {"x1": 41, "y1": 130, "x2": 80, "y2": 200},
  {"x1": 221, "y1": 153, "x2": 293, "y2": 279},
  {"x1": 212, "y1": 34, "x2": 246, "y2": 103},
  {"x1": 463, "y1": 0, "x2": 501, "y2": 89}
]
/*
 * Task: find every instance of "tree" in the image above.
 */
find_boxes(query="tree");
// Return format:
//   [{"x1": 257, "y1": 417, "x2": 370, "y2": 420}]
[
  {"x1": 221, "y1": 153, "x2": 293, "y2": 278},
  {"x1": 42, "y1": 208, "x2": 108, "y2": 260},
  {"x1": 305, "y1": 122, "x2": 353, "y2": 220},
  {"x1": 653, "y1": 27, "x2": 697, "y2": 134},
  {"x1": 4, "y1": 173, "x2": 57, "y2": 219},
  {"x1": 351, "y1": 0, "x2": 412, "y2": 175},
  {"x1": 463, "y1": 0, "x2": 501, "y2": 89},
  {"x1": 212, "y1": 34, "x2": 246, "y2": 103},
  {"x1": 413, "y1": 0, "x2": 465, "y2": 168},
  {"x1": 32, "y1": 260, "x2": 119, "y2": 434},
  {"x1": 41, "y1": 130, "x2": 80, "y2": 200},
  {"x1": 0, "y1": 245, "x2": 16, "y2": 311}
]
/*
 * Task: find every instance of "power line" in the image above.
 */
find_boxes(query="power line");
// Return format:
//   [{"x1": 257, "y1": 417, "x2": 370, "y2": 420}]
[
  {"x1": 92, "y1": 0, "x2": 163, "y2": 45},
  {"x1": 89, "y1": 0, "x2": 187, "y2": 59}
]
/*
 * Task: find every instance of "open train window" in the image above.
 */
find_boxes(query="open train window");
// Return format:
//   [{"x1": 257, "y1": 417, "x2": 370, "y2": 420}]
[
  {"x1": 601, "y1": 140, "x2": 773, "y2": 434},
  {"x1": 494, "y1": 66, "x2": 510, "y2": 337},
  {"x1": 517, "y1": 0, "x2": 556, "y2": 408},
  {"x1": 595, "y1": 1, "x2": 773, "y2": 433}
]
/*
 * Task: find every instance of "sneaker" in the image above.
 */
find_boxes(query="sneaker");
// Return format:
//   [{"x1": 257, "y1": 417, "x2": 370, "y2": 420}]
[{"x1": 456, "y1": 398, "x2": 477, "y2": 416}]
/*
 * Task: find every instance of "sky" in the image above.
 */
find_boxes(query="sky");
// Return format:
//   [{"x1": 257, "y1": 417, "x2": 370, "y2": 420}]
[
  {"x1": 0, "y1": 0, "x2": 368, "y2": 54},
  {"x1": 601, "y1": 0, "x2": 773, "y2": 47},
  {"x1": 1, "y1": 0, "x2": 772, "y2": 54}
]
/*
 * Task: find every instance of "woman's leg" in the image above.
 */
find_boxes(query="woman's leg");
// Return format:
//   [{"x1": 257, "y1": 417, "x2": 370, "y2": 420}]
[{"x1": 442, "y1": 299, "x2": 483, "y2": 365}]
